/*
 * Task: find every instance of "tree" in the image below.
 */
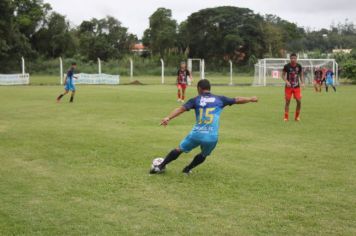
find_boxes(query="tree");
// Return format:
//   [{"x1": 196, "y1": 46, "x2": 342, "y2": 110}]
[
  {"x1": 32, "y1": 12, "x2": 77, "y2": 58},
  {"x1": 77, "y1": 16, "x2": 137, "y2": 61},
  {"x1": 0, "y1": 0, "x2": 35, "y2": 72},
  {"x1": 186, "y1": 6, "x2": 265, "y2": 64},
  {"x1": 144, "y1": 8, "x2": 177, "y2": 57}
]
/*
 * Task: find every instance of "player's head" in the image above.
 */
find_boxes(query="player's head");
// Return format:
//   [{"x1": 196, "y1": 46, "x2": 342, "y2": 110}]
[
  {"x1": 180, "y1": 61, "x2": 187, "y2": 70},
  {"x1": 290, "y1": 53, "x2": 297, "y2": 64},
  {"x1": 71, "y1": 62, "x2": 77, "y2": 69},
  {"x1": 197, "y1": 79, "x2": 211, "y2": 94}
]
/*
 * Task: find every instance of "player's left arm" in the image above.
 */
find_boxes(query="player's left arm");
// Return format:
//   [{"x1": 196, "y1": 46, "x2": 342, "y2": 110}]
[{"x1": 160, "y1": 106, "x2": 187, "y2": 126}]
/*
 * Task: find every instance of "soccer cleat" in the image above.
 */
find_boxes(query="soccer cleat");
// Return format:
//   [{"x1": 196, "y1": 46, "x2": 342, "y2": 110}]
[
  {"x1": 182, "y1": 166, "x2": 192, "y2": 175},
  {"x1": 295, "y1": 117, "x2": 301, "y2": 122},
  {"x1": 149, "y1": 165, "x2": 165, "y2": 174},
  {"x1": 177, "y1": 99, "x2": 181, "y2": 102},
  {"x1": 181, "y1": 100, "x2": 185, "y2": 103},
  {"x1": 284, "y1": 118, "x2": 289, "y2": 122}
]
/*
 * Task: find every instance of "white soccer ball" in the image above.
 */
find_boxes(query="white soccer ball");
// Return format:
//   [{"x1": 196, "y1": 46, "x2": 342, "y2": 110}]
[{"x1": 152, "y1": 157, "x2": 164, "y2": 168}]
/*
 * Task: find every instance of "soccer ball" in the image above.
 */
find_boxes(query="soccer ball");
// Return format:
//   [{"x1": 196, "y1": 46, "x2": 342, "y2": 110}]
[{"x1": 152, "y1": 157, "x2": 164, "y2": 168}]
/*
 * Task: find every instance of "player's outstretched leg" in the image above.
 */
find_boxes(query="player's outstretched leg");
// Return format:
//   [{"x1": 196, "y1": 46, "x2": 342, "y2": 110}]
[
  {"x1": 150, "y1": 148, "x2": 183, "y2": 174},
  {"x1": 57, "y1": 91, "x2": 68, "y2": 102},
  {"x1": 332, "y1": 85, "x2": 337, "y2": 92},
  {"x1": 182, "y1": 153, "x2": 207, "y2": 174}
]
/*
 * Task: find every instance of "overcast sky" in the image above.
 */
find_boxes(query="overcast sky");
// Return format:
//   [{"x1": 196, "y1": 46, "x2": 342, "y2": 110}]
[{"x1": 45, "y1": 0, "x2": 356, "y2": 37}]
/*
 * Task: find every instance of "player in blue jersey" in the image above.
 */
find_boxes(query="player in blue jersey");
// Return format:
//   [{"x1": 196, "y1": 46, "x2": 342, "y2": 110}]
[
  {"x1": 325, "y1": 69, "x2": 336, "y2": 92},
  {"x1": 150, "y1": 79, "x2": 258, "y2": 175},
  {"x1": 57, "y1": 62, "x2": 78, "y2": 103}
]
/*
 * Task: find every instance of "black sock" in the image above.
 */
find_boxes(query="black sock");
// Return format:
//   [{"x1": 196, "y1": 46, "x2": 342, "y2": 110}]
[
  {"x1": 57, "y1": 94, "x2": 64, "y2": 100},
  {"x1": 159, "y1": 149, "x2": 182, "y2": 169},
  {"x1": 70, "y1": 96, "x2": 74, "y2": 102},
  {"x1": 333, "y1": 86, "x2": 336, "y2": 92},
  {"x1": 326, "y1": 86, "x2": 329, "y2": 92},
  {"x1": 184, "y1": 153, "x2": 207, "y2": 172}
]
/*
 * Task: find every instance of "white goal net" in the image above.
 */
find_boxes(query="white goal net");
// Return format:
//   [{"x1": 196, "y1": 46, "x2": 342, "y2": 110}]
[
  {"x1": 63, "y1": 73, "x2": 120, "y2": 85},
  {"x1": 0, "y1": 74, "x2": 30, "y2": 85},
  {"x1": 253, "y1": 58, "x2": 339, "y2": 86}
]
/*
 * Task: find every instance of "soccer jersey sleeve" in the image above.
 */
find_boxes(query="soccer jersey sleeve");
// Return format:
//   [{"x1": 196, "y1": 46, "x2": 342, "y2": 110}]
[
  {"x1": 220, "y1": 96, "x2": 236, "y2": 107},
  {"x1": 183, "y1": 98, "x2": 196, "y2": 111}
]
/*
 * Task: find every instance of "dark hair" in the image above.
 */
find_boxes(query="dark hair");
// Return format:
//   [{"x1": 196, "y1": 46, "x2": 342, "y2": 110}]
[
  {"x1": 197, "y1": 79, "x2": 211, "y2": 91},
  {"x1": 71, "y1": 62, "x2": 77, "y2": 66},
  {"x1": 290, "y1": 53, "x2": 297, "y2": 58}
]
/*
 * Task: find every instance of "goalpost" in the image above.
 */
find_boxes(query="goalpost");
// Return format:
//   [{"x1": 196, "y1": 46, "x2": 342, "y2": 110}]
[
  {"x1": 0, "y1": 57, "x2": 30, "y2": 85},
  {"x1": 61, "y1": 57, "x2": 120, "y2": 85},
  {"x1": 253, "y1": 58, "x2": 339, "y2": 86},
  {"x1": 188, "y1": 58, "x2": 205, "y2": 81}
]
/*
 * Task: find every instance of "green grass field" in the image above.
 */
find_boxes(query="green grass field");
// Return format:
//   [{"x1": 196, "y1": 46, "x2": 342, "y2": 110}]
[{"x1": 0, "y1": 81, "x2": 356, "y2": 235}]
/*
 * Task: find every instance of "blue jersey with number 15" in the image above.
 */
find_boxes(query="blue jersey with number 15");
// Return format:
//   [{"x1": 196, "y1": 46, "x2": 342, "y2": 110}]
[{"x1": 183, "y1": 92, "x2": 235, "y2": 141}]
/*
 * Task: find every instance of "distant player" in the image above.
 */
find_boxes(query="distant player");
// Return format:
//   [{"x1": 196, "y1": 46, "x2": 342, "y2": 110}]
[
  {"x1": 320, "y1": 67, "x2": 328, "y2": 89},
  {"x1": 150, "y1": 79, "x2": 258, "y2": 175},
  {"x1": 314, "y1": 67, "x2": 323, "y2": 92},
  {"x1": 282, "y1": 53, "x2": 304, "y2": 122},
  {"x1": 325, "y1": 69, "x2": 337, "y2": 92},
  {"x1": 176, "y1": 62, "x2": 192, "y2": 103},
  {"x1": 57, "y1": 63, "x2": 78, "y2": 103}
]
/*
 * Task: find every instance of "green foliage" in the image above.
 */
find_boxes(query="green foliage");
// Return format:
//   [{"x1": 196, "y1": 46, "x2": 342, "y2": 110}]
[
  {"x1": 186, "y1": 7, "x2": 264, "y2": 64},
  {"x1": 342, "y1": 58, "x2": 356, "y2": 82},
  {"x1": 77, "y1": 16, "x2": 137, "y2": 61},
  {"x1": 143, "y1": 8, "x2": 177, "y2": 57}
]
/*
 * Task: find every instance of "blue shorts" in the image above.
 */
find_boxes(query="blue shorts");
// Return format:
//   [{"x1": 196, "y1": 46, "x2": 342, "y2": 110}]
[
  {"x1": 326, "y1": 79, "x2": 333, "y2": 86},
  {"x1": 179, "y1": 134, "x2": 218, "y2": 157},
  {"x1": 65, "y1": 83, "x2": 76, "y2": 91}
]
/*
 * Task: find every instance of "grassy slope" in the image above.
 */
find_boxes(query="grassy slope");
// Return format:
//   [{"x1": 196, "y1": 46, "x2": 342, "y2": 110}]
[{"x1": 0, "y1": 84, "x2": 355, "y2": 235}]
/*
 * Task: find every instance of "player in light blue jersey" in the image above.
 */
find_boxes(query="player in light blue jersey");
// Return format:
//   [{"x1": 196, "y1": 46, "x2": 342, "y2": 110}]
[
  {"x1": 57, "y1": 62, "x2": 78, "y2": 103},
  {"x1": 325, "y1": 69, "x2": 336, "y2": 92},
  {"x1": 150, "y1": 79, "x2": 258, "y2": 175}
]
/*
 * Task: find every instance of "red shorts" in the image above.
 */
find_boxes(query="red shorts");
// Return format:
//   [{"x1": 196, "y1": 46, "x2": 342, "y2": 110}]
[
  {"x1": 314, "y1": 79, "x2": 321, "y2": 85},
  {"x1": 177, "y1": 84, "x2": 187, "y2": 89},
  {"x1": 285, "y1": 87, "x2": 302, "y2": 100}
]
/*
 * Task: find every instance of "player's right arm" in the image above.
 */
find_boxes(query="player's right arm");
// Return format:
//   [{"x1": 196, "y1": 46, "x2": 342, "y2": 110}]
[
  {"x1": 161, "y1": 98, "x2": 195, "y2": 126},
  {"x1": 160, "y1": 106, "x2": 187, "y2": 126},
  {"x1": 282, "y1": 65, "x2": 291, "y2": 87}
]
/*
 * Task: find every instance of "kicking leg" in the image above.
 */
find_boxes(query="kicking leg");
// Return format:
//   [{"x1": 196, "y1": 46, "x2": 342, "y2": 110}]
[
  {"x1": 150, "y1": 148, "x2": 183, "y2": 174},
  {"x1": 57, "y1": 90, "x2": 68, "y2": 102},
  {"x1": 159, "y1": 148, "x2": 182, "y2": 169}
]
